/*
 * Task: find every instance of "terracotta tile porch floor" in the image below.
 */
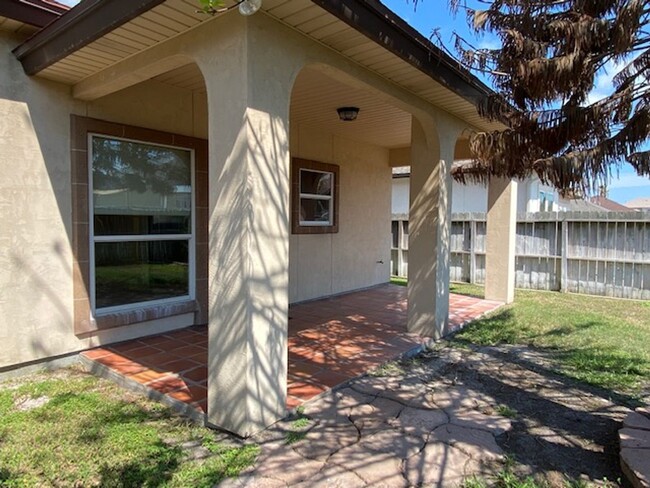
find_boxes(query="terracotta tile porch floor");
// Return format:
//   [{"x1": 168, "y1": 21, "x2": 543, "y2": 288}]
[{"x1": 80, "y1": 284, "x2": 502, "y2": 417}]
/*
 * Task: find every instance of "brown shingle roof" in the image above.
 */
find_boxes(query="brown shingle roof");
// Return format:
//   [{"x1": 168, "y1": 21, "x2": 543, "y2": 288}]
[{"x1": 589, "y1": 196, "x2": 635, "y2": 212}]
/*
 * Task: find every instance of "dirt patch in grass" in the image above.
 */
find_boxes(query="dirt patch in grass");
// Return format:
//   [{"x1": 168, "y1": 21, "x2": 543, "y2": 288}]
[
  {"x1": 413, "y1": 344, "x2": 635, "y2": 486},
  {"x1": 452, "y1": 289, "x2": 650, "y2": 400},
  {"x1": 0, "y1": 367, "x2": 257, "y2": 487}
]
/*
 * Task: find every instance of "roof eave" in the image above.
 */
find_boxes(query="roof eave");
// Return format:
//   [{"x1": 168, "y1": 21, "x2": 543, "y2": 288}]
[
  {"x1": 311, "y1": 0, "x2": 492, "y2": 104},
  {"x1": 12, "y1": 0, "x2": 494, "y2": 111},
  {"x1": 13, "y1": 0, "x2": 166, "y2": 75},
  {"x1": 1, "y1": 0, "x2": 66, "y2": 28}
]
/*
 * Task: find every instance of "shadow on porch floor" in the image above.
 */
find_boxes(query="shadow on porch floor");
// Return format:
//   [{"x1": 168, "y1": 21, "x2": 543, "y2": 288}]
[{"x1": 80, "y1": 284, "x2": 501, "y2": 418}]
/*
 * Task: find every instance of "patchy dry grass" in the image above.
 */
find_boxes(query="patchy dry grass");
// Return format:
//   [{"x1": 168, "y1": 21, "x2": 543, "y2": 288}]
[
  {"x1": 393, "y1": 278, "x2": 650, "y2": 397},
  {"x1": 0, "y1": 367, "x2": 257, "y2": 487},
  {"x1": 452, "y1": 287, "x2": 650, "y2": 397}
]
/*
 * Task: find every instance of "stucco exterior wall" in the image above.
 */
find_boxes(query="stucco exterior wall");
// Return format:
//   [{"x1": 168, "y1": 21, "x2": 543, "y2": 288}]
[
  {"x1": 1, "y1": 7, "x2": 469, "y2": 374},
  {"x1": 451, "y1": 180, "x2": 489, "y2": 213},
  {"x1": 289, "y1": 125, "x2": 391, "y2": 303},
  {"x1": 392, "y1": 178, "x2": 410, "y2": 216},
  {"x1": 88, "y1": 80, "x2": 209, "y2": 140},
  {"x1": 0, "y1": 31, "x2": 207, "y2": 369},
  {"x1": 392, "y1": 176, "x2": 562, "y2": 215},
  {"x1": 0, "y1": 21, "x2": 394, "y2": 368}
]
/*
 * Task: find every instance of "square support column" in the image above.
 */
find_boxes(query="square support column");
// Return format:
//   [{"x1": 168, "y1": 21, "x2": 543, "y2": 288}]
[
  {"x1": 196, "y1": 20, "x2": 291, "y2": 436},
  {"x1": 407, "y1": 118, "x2": 453, "y2": 339},
  {"x1": 485, "y1": 177, "x2": 517, "y2": 303}
]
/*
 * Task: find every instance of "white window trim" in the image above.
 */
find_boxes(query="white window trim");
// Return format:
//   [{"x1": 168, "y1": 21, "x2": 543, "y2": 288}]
[
  {"x1": 298, "y1": 168, "x2": 335, "y2": 226},
  {"x1": 88, "y1": 133, "x2": 196, "y2": 316}
]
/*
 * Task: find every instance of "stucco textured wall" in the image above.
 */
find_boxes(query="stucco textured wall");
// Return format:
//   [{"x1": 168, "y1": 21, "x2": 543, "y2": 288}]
[
  {"x1": 1, "y1": 7, "x2": 468, "y2": 377},
  {"x1": 289, "y1": 125, "x2": 392, "y2": 303},
  {"x1": 0, "y1": 32, "x2": 203, "y2": 369},
  {"x1": 392, "y1": 177, "x2": 561, "y2": 215},
  {"x1": 1, "y1": 15, "x2": 394, "y2": 370}
]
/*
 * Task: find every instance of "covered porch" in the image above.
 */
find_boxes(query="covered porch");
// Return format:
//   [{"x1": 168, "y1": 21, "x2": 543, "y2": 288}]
[
  {"x1": 81, "y1": 285, "x2": 501, "y2": 420},
  {"x1": 3, "y1": 0, "x2": 518, "y2": 438}
]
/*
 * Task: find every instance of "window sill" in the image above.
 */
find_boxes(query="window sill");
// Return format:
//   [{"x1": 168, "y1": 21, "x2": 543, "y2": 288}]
[
  {"x1": 92, "y1": 300, "x2": 199, "y2": 332},
  {"x1": 292, "y1": 225, "x2": 339, "y2": 234}
]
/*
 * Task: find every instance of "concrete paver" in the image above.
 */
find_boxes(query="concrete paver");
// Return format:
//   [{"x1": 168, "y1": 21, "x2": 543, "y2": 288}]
[
  {"x1": 233, "y1": 357, "x2": 512, "y2": 487},
  {"x1": 230, "y1": 342, "x2": 637, "y2": 487},
  {"x1": 620, "y1": 407, "x2": 650, "y2": 488}
]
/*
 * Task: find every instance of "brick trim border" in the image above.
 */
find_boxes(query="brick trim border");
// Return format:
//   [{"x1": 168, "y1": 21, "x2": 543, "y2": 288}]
[{"x1": 70, "y1": 115, "x2": 208, "y2": 335}]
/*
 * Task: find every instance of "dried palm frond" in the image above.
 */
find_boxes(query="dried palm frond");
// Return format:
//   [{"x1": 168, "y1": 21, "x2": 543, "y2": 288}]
[{"x1": 444, "y1": 0, "x2": 650, "y2": 193}]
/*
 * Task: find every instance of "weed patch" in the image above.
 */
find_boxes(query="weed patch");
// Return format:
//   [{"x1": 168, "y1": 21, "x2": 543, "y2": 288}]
[{"x1": 0, "y1": 368, "x2": 257, "y2": 487}]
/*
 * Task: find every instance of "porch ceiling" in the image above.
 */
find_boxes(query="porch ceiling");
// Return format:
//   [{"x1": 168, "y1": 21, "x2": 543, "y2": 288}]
[
  {"x1": 0, "y1": 16, "x2": 39, "y2": 36},
  {"x1": 291, "y1": 66, "x2": 412, "y2": 149},
  {"x1": 149, "y1": 63, "x2": 413, "y2": 149},
  {"x1": 13, "y1": 0, "x2": 504, "y2": 134}
]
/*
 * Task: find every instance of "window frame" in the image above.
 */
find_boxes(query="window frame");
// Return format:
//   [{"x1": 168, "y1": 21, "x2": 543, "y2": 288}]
[
  {"x1": 298, "y1": 168, "x2": 334, "y2": 226},
  {"x1": 539, "y1": 190, "x2": 555, "y2": 212},
  {"x1": 88, "y1": 133, "x2": 196, "y2": 316},
  {"x1": 291, "y1": 158, "x2": 339, "y2": 234}
]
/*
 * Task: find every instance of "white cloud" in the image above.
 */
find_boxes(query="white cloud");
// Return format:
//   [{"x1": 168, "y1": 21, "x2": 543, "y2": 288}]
[
  {"x1": 608, "y1": 172, "x2": 650, "y2": 189},
  {"x1": 478, "y1": 36, "x2": 500, "y2": 50},
  {"x1": 587, "y1": 58, "x2": 632, "y2": 105}
]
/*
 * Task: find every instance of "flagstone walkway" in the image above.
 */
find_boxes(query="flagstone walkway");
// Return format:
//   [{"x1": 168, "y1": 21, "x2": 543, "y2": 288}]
[
  {"x1": 219, "y1": 343, "x2": 635, "y2": 487},
  {"x1": 220, "y1": 349, "x2": 513, "y2": 487}
]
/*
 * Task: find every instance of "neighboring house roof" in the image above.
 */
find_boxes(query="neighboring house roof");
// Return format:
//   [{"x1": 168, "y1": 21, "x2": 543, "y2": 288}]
[
  {"x1": 0, "y1": 0, "x2": 68, "y2": 28},
  {"x1": 559, "y1": 198, "x2": 605, "y2": 212},
  {"x1": 624, "y1": 197, "x2": 650, "y2": 209},
  {"x1": 589, "y1": 196, "x2": 635, "y2": 212}
]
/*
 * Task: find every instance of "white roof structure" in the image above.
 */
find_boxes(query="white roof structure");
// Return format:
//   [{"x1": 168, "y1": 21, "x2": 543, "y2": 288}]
[{"x1": 625, "y1": 197, "x2": 650, "y2": 209}]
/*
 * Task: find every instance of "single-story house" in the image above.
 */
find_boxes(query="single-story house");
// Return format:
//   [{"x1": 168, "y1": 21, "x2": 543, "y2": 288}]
[
  {"x1": 392, "y1": 165, "x2": 564, "y2": 215},
  {"x1": 588, "y1": 195, "x2": 637, "y2": 212},
  {"x1": 0, "y1": 0, "x2": 518, "y2": 436}
]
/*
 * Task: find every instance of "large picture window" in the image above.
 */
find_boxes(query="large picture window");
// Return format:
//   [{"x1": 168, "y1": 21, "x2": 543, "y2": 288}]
[
  {"x1": 291, "y1": 158, "x2": 339, "y2": 234},
  {"x1": 89, "y1": 135, "x2": 194, "y2": 313}
]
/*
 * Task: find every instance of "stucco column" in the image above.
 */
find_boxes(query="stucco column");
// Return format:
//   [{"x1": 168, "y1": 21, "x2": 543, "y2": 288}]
[
  {"x1": 195, "y1": 17, "x2": 290, "y2": 436},
  {"x1": 407, "y1": 117, "x2": 453, "y2": 338},
  {"x1": 485, "y1": 177, "x2": 517, "y2": 303}
]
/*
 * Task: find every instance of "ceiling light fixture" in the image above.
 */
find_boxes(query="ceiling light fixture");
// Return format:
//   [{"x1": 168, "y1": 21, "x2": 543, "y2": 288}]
[
  {"x1": 198, "y1": 0, "x2": 262, "y2": 16},
  {"x1": 337, "y1": 106, "x2": 360, "y2": 121},
  {"x1": 238, "y1": 0, "x2": 262, "y2": 15}
]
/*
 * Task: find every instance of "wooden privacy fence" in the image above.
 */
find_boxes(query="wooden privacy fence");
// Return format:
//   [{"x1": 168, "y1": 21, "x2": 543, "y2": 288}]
[
  {"x1": 447, "y1": 212, "x2": 650, "y2": 300},
  {"x1": 390, "y1": 212, "x2": 650, "y2": 300}
]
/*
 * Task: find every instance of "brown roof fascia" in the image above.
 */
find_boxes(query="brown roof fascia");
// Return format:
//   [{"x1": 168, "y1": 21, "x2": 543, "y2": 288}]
[
  {"x1": 311, "y1": 0, "x2": 493, "y2": 105},
  {"x1": 1, "y1": 0, "x2": 67, "y2": 28},
  {"x1": 13, "y1": 0, "x2": 166, "y2": 75}
]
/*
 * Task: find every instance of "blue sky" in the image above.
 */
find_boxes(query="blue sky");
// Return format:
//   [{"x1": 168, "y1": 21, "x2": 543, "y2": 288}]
[
  {"x1": 57, "y1": 0, "x2": 649, "y2": 204},
  {"x1": 384, "y1": 0, "x2": 650, "y2": 204}
]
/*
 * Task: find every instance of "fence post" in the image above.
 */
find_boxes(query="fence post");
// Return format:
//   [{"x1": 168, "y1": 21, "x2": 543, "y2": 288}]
[
  {"x1": 469, "y1": 218, "x2": 477, "y2": 284},
  {"x1": 560, "y1": 216, "x2": 568, "y2": 292}
]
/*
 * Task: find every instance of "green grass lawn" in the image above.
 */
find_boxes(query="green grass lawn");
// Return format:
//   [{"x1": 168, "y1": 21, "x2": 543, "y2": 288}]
[
  {"x1": 0, "y1": 368, "x2": 257, "y2": 487},
  {"x1": 95, "y1": 263, "x2": 189, "y2": 308},
  {"x1": 96, "y1": 263, "x2": 188, "y2": 288},
  {"x1": 392, "y1": 277, "x2": 485, "y2": 299},
  {"x1": 391, "y1": 277, "x2": 650, "y2": 398},
  {"x1": 454, "y1": 289, "x2": 650, "y2": 396}
]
